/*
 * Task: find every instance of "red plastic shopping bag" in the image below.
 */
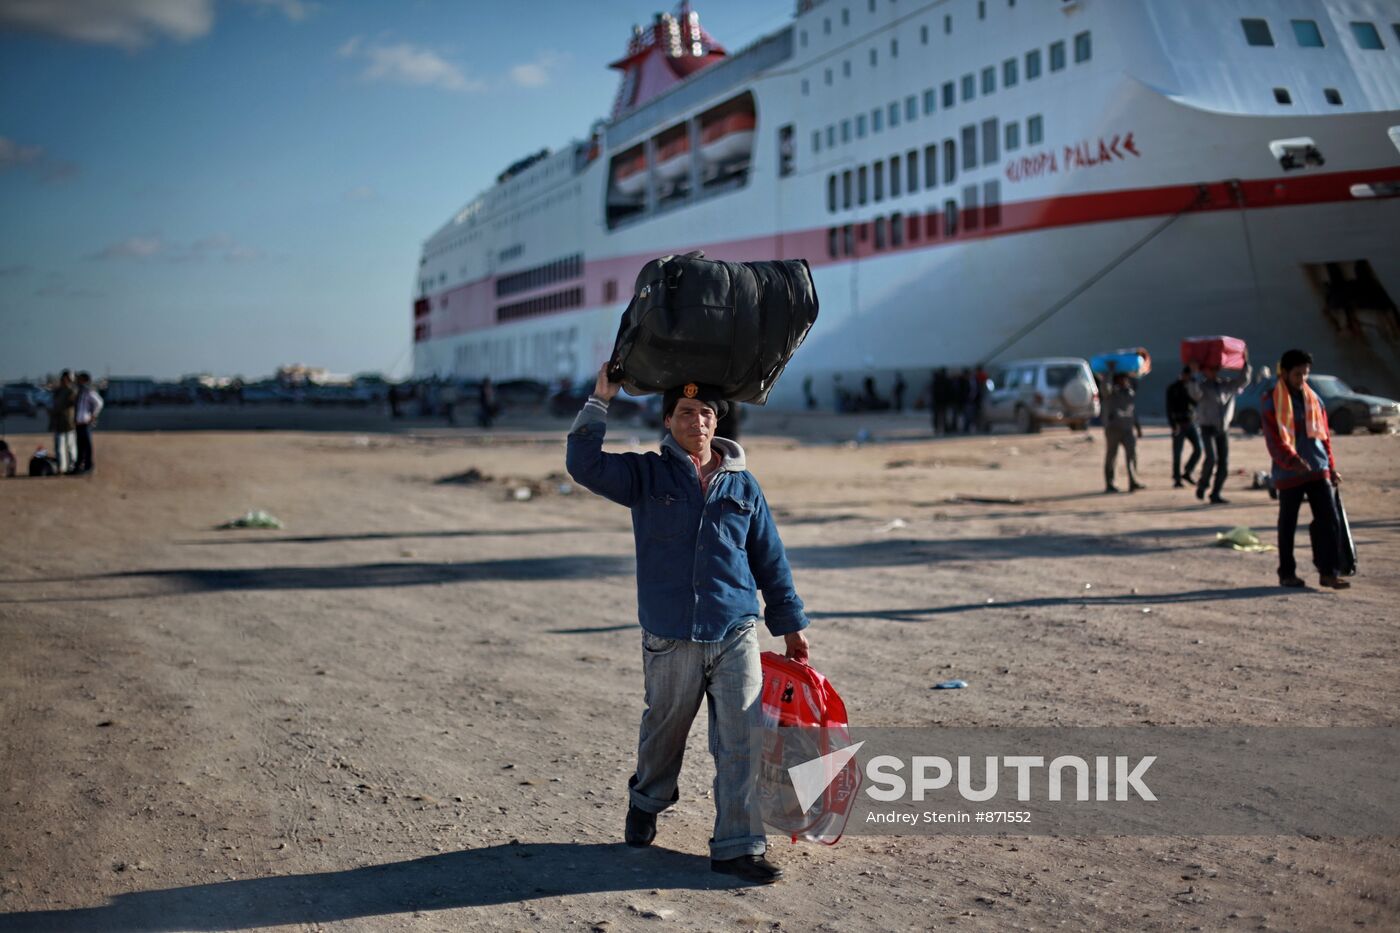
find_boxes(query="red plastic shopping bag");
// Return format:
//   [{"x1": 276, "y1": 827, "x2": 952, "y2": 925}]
[{"x1": 756, "y1": 651, "x2": 861, "y2": 845}]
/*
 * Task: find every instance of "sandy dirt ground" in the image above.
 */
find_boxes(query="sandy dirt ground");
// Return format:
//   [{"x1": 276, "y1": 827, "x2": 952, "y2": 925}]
[{"x1": 1, "y1": 406, "x2": 1397, "y2": 932}]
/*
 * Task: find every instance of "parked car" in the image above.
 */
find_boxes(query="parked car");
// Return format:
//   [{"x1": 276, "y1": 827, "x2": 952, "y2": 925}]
[
  {"x1": 981, "y1": 358, "x2": 1100, "y2": 433},
  {"x1": 2, "y1": 383, "x2": 44, "y2": 417},
  {"x1": 1234, "y1": 374, "x2": 1399, "y2": 435}
]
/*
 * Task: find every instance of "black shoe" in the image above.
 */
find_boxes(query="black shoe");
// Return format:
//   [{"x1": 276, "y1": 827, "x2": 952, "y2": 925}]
[
  {"x1": 1183, "y1": 473, "x2": 1197, "y2": 485},
  {"x1": 1320, "y1": 575, "x2": 1351, "y2": 590},
  {"x1": 1209, "y1": 495, "x2": 1228, "y2": 505},
  {"x1": 711, "y1": 854, "x2": 783, "y2": 884},
  {"x1": 1105, "y1": 484, "x2": 1120, "y2": 494},
  {"x1": 1279, "y1": 575, "x2": 1305, "y2": 588},
  {"x1": 1173, "y1": 479, "x2": 1184, "y2": 488},
  {"x1": 1129, "y1": 481, "x2": 1146, "y2": 492},
  {"x1": 625, "y1": 805, "x2": 656, "y2": 847},
  {"x1": 1195, "y1": 485, "x2": 1206, "y2": 501}
]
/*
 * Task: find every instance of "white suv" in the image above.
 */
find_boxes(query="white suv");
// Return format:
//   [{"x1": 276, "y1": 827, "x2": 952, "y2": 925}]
[{"x1": 981, "y1": 358, "x2": 1099, "y2": 433}]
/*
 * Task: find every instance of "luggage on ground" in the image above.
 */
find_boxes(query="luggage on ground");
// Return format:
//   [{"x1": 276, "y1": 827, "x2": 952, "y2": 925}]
[
  {"x1": 1181, "y1": 335, "x2": 1248, "y2": 370},
  {"x1": 756, "y1": 651, "x2": 860, "y2": 845},
  {"x1": 608, "y1": 251, "x2": 819, "y2": 404},
  {"x1": 28, "y1": 453, "x2": 58, "y2": 477},
  {"x1": 1313, "y1": 486, "x2": 1357, "y2": 576}
]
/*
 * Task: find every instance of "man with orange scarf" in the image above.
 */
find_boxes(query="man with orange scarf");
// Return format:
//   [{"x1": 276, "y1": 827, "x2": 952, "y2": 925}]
[{"x1": 1261, "y1": 349, "x2": 1347, "y2": 589}]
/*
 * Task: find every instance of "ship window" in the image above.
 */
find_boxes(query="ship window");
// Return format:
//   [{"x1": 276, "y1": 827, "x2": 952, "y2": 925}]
[
  {"x1": 942, "y1": 81, "x2": 956, "y2": 108},
  {"x1": 1005, "y1": 120, "x2": 1021, "y2": 151},
  {"x1": 1273, "y1": 87, "x2": 1293, "y2": 105},
  {"x1": 842, "y1": 119, "x2": 852, "y2": 143},
  {"x1": 945, "y1": 13, "x2": 952, "y2": 34},
  {"x1": 800, "y1": 29, "x2": 807, "y2": 47},
  {"x1": 858, "y1": 222, "x2": 869, "y2": 242},
  {"x1": 943, "y1": 139, "x2": 957, "y2": 183},
  {"x1": 1049, "y1": 40, "x2": 1066, "y2": 71},
  {"x1": 828, "y1": 174, "x2": 837, "y2": 212},
  {"x1": 825, "y1": 68, "x2": 833, "y2": 86},
  {"x1": 873, "y1": 108, "x2": 884, "y2": 132},
  {"x1": 905, "y1": 95, "x2": 917, "y2": 121},
  {"x1": 858, "y1": 165, "x2": 869, "y2": 204},
  {"x1": 870, "y1": 48, "x2": 878, "y2": 67},
  {"x1": 843, "y1": 170, "x2": 853, "y2": 208},
  {"x1": 961, "y1": 73, "x2": 975, "y2": 101},
  {"x1": 857, "y1": 114, "x2": 868, "y2": 137},
  {"x1": 888, "y1": 102, "x2": 900, "y2": 127},
  {"x1": 1027, "y1": 114, "x2": 1043, "y2": 145},
  {"x1": 921, "y1": 24, "x2": 929, "y2": 44},
  {"x1": 978, "y1": 0, "x2": 985, "y2": 19},
  {"x1": 843, "y1": 60, "x2": 852, "y2": 77},
  {"x1": 1394, "y1": 24, "x2": 1400, "y2": 45},
  {"x1": 813, "y1": 130, "x2": 821, "y2": 154},
  {"x1": 824, "y1": 17, "x2": 831, "y2": 34},
  {"x1": 604, "y1": 279, "x2": 618, "y2": 302},
  {"x1": 866, "y1": 0, "x2": 873, "y2": 12},
  {"x1": 908, "y1": 212, "x2": 920, "y2": 242},
  {"x1": 907, "y1": 149, "x2": 919, "y2": 191},
  {"x1": 981, "y1": 66, "x2": 995, "y2": 95},
  {"x1": 1291, "y1": 20, "x2": 1324, "y2": 47},
  {"x1": 890, "y1": 155, "x2": 902, "y2": 196},
  {"x1": 1241, "y1": 19, "x2": 1274, "y2": 47},
  {"x1": 925, "y1": 208, "x2": 938, "y2": 239},
  {"x1": 924, "y1": 144, "x2": 937, "y2": 188},
  {"x1": 873, "y1": 160, "x2": 885, "y2": 201},
  {"x1": 827, "y1": 125, "x2": 836, "y2": 147},
  {"x1": 961, "y1": 124, "x2": 978, "y2": 170},
  {"x1": 1350, "y1": 21, "x2": 1384, "y2": 49},
  {"x1": 982, "y1": 118, "x2": 999, "y2": 164},
  {"x1": 923, "y1": 89, "x2": 936, "y2": 114},
  {"x1": 1325, "y1": 88, "x2": 1343, "y2": 105},
  {"x1": 944, "y1": 199, "x2": 958, "y2": 236},
  {"x1": 983, "y1": 180, "x2": 1002, "y2": 227},
  {"x1": 1003, "y1": 57, "x2": 1018, "y2": 87},
  {"x1": 874, "y1": 216, "x2": 887, "y2": 250},
  {"x1": 1074, "y1": 31, "x2": 1091, "y2": 62},
  {"x1": 843, "y1": 224, "x2": 855, "y2": 255},
  {"x1": 891, "y1": 38, "x2": 898, "y2": 58},
  {"x1": 843, "y1": 8, "x2": 851, "y2": 25},
  {"x1": 891, "y1": 211, "x2": 904, "y2": 246},
  {"x1": 828, "y1": 227, "x2": 839, "y2": 258},
  {"x1": 801, "y1": 79, "x2": 810, "y2": 96},
  {"x1": 1026, "y1": 48, "x2": 1042, "y2": 79},
  {"x1": 962, "y1": 185, "x2": 980, "y2": 231}
]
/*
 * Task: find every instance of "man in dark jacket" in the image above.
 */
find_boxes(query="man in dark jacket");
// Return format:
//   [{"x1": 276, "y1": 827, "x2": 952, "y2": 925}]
[
  {"x1": 566, "y1": 364, "x2": 810, "y2": 885},
  {"x1": 1262, "y1": 349, "x2": 1347, "y2": 589},
  {"x1": 931, "y1": 368, "x2": 952, "y2": 435},
  {"x1": 1101, "y1": 370, "x2": 1145, "y2": 493},
  {"x1": 1193, "y1": 354, "x2": 1252, "y2": 504},
  {"x1": 48, "y1": 370, "x2": 78, "y2": 475},
  {"x1": 1166, "y1": 367, "x2": 1202, "y2": 488}
]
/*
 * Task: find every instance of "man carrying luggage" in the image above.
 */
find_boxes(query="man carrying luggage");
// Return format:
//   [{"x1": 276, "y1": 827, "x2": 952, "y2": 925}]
[
  {"x1": 1101, "y1": 368, "x2": 1144, "y2": 493},
  {"x1": 1166, "y1": 367, "x2": 1202, "y2": 488},
  {"x1": 1262, "y1": 349, "x2": 1348, "y2": 589},
  {"x1": 1192, "y1": 352, "x2": 1251, "y2": 504},
  {"x1": 566, "y1": 364, "x2": 810, "y2": 885}
]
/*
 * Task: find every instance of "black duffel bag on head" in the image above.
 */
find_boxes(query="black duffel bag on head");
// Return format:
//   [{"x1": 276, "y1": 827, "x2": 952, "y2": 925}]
[{"x1": 608, "y1": 251, "x2": 819, "y2": 405}]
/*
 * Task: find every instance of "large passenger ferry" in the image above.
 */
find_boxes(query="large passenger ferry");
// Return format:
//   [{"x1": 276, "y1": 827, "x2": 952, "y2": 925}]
[{"x1": 411, "y1": 0, "x2": 1400, "y2": 405}]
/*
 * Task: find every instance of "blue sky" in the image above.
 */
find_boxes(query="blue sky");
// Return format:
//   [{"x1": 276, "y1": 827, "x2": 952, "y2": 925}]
[{"x1": 0, "y1": 0, "x2": 791, "y2": 381}]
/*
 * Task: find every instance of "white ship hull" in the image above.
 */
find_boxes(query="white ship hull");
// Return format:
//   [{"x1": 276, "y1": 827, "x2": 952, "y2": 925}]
[{"x1": 412, "y1": 0, "x2": 1400, "y2": 405}]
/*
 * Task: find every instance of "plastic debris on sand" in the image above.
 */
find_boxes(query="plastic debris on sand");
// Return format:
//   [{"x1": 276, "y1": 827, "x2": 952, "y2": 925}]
[
  {"x1": 1215, "y1": 526, "x2": 1273, "y2": 552},
  {"x1": 219, "y1": 510, "x2": 284, "y2": 530}
]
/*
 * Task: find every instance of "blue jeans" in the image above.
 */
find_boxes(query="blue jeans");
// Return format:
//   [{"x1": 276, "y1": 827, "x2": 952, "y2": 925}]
[{"x1": 629, "y1": 619, "x2": 766, "y2": 860}]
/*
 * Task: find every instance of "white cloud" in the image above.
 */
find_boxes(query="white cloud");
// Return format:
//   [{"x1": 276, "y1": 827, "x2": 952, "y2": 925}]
[
  {"x1": 0, "y1": 0, "x2": 215, "y2": 51},
  {"x1": 241, "y1": 0, "x2": 316, "y2": 22},
  {"x1": 343, "y1": 185, "x2": 376, "y2": 202},
  {"x1": 92, "y1": 236, "x2": 163, "y2": 260},
  {"x1": 338, "y1": 36, "x2": 483, "y2": 93},
  {"x1": 508, "y1": 51, "x2": 566, "y2": 89}
]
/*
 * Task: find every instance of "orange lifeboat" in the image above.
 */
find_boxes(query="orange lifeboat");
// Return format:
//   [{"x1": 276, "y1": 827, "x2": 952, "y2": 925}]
[
  {"x1": 700, "y1": 111, "x2": 755, "y2": 165},
  {"x1": 654, "y1": 133, "x2": 691, "y2": 182},
  {"x1": 612, "y1": 149, "x2": 647, "y2": 197}
]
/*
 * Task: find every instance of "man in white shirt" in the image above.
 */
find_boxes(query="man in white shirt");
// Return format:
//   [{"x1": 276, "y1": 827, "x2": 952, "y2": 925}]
[{"x1": 74, "y1": 372, "x2": 104, "y2": 474}]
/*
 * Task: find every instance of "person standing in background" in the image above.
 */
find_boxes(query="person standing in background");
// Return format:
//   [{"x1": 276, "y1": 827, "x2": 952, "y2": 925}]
[
  {"x1": 73, "y1": 372, "x2": 104, "y2": 474},
  {"x1": 1193, "y1": 353, "x2": 1252, "y2": 505},
  {"x1": 48, "y1": 370, "x2": 78, "y2": 475},
  {"x1": 892, "y1": 372, "x2": 906, "y2": 413},
  {"x1": 1166, "y1": 367, "x2": 1202, "y2": 488},
  {"x1": 1101, "y1": 369, "x2": 1145, "y2": 493},
  {"x1": 931, "y1": 368, "x2": 952, "y2": 435}
]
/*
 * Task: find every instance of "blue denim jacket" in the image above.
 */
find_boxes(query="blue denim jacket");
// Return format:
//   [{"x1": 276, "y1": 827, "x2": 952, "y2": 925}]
[{"x1": 565, "y1": 398, "x2": 808, "y2": 642}]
